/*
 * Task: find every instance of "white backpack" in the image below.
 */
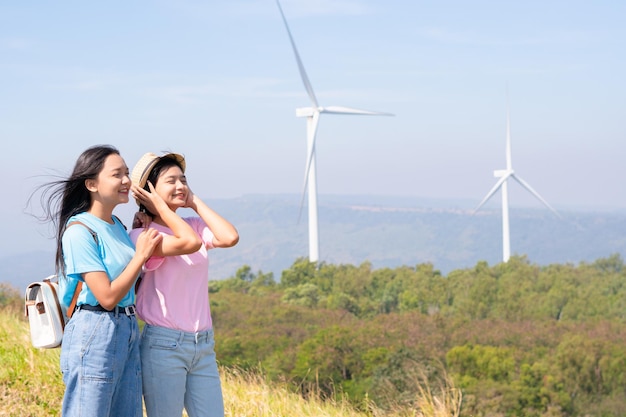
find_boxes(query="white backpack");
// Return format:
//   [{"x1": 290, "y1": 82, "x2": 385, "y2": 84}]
[
  {"x1": 24, "y1": 276, "x2": 73, "y2": 349},
  {"x1": 24, "y1": 220, "x2": 95, "y2": 349}
]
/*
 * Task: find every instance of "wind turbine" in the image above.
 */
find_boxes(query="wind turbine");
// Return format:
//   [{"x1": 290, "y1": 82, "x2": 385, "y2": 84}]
[
  {"x1": 473, "y1": 105, "x2": 561, "y2": 262},
  {"x1": 276, "y1": 0, "x2": 393, "y2": 262}
]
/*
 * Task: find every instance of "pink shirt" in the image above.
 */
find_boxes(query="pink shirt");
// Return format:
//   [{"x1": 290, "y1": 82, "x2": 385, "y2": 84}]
[{"x1": 130, "y1": 217, "x2": 215, "y2": 333}]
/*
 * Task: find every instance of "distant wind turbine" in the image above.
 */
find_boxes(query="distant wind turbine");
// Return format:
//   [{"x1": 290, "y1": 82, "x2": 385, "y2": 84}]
[
  {"x1": 473, "y1": 105, "x2": 561, "y2": 262},
  {"x1": 276, "y1": 0, "x2": 393, "y2": 262}
]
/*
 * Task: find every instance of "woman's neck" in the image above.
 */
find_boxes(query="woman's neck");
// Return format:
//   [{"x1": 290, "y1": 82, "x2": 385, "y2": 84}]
[{"x1": 88, "y1": 203, "x2": 114, "y2": 224}]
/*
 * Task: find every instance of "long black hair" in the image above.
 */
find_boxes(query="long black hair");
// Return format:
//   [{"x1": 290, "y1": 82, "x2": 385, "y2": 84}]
[{"x1": 32, "y1": 145, "x2": 121, "y2": 276}]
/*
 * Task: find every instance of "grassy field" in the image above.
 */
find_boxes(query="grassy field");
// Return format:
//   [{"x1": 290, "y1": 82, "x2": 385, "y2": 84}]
[{"x1": 0, "y1": 307, "x2": 461, "y2": 417}]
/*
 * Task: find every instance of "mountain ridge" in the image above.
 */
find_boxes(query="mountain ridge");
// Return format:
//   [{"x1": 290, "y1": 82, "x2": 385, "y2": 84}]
[{"x1": 3, "y1": 194, "x2": 625, "y2": 292}]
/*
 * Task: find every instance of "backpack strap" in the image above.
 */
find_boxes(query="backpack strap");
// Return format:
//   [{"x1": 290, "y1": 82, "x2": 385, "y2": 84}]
[
  {"x1": 113, "y1": 214, "x2": 127, "y2": 230},
  {"x1": 43, "y1": 280, "x2": 68, "y2": 331},
  {"x1": 66, "y1": 282, "x2": 82, "y2": 319},
  {"x1": 64, "y1": 221, "x2": 98, "y2": 319}
]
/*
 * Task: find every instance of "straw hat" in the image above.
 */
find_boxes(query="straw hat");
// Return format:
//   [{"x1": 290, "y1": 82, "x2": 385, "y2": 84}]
[{"x1": 130, "y1": 152, "x2": 186, "y2": 190}]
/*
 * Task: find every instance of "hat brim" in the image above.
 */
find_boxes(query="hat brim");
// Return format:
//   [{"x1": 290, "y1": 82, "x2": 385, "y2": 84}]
[{"x1": 130, "y1": 152, "x2": 186, "y2": 197}]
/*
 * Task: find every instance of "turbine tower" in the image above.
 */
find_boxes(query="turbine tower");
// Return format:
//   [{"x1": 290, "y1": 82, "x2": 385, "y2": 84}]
[
  {"x1": 276, "y1": 0, "x2": 393, "y2": 262},
  {"x1": 474, "y1": 105, "x2": 561, "y2": 262}
]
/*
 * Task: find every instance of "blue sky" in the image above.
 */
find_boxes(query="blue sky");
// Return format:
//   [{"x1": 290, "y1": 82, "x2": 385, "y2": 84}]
[{"x1": 1, "y1": 1, "x2": 625, "y2": 254}]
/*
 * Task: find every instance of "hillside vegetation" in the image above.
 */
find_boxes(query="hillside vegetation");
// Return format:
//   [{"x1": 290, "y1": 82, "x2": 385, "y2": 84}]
[
  {"x1": 2, "y1": 253, "x2": 625, "y2": 416},
  {"x1": 208, "y1": 254, "x2": 626, "y2": 416}
]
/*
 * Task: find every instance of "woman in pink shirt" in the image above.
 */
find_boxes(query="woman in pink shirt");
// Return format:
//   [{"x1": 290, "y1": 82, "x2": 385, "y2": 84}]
[{"x1": 129, "y1": 152, "x2": 239, "y2": 417}]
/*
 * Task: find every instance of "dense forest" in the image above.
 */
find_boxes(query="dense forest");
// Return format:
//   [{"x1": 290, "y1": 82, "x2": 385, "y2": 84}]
[
  {"x1": 209, "y1": 254, "x2": 626, "y2": 416},
  {"x1": 3, "y1": 254, "x2": 626, "y2": 416}
]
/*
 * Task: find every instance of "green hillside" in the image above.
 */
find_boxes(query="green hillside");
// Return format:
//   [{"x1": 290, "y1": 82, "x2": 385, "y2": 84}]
[
  {"x1": 207, "y1": 254, "x2": 626, "y2": 416},
  {"x1": 3, "y1": 253, "x2": 626, "y2": 416}
]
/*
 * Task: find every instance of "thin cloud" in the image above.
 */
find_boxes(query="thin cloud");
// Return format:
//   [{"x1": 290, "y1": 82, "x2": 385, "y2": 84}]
[
  {"x1": 421, "y1": 27, "x2": 602, "y2": 47},
  {"x1": 161, "y1": 0, "x2": 375, "y2": 18},
  {"x1": 0, "y1": 37, "x2": 32, "y2": 50},
  {"x1": 47, "y1": 81, "x2": 107, "y2": 92},
  {"x1": 277, "y1": 0, "x2": 374, "y2": 17},
  {"x1": 147, "y1": 77, "x2": 292, "y2": 104},
  {"x1": 143, "y1": 75, "x2": 395, "y2": 106},
  {"x1": 41, "y1": 69, "x2": 131, "y2": 92}
]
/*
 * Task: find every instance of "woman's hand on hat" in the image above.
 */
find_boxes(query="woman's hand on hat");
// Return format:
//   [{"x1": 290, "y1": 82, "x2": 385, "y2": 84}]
[
  {"x1": 131, "y1": 184, "x2": 153, "y2": 212},
  {"x1": 131, "y1": 182, "x2": 168, "y2": 215}
]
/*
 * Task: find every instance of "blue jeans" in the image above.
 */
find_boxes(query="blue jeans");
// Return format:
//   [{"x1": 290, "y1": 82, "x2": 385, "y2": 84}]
[
  {"x1": 140, "y1": 324, "x2": 224, "y2": 417},
  {"x1": 60, "y1": 309, "x2": 142, "y2": 417}
]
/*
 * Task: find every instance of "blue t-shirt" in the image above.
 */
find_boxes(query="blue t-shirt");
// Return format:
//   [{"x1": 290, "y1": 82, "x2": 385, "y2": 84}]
[{"x1": 60, "y1": 212, "x2": 136, "y2": 308}]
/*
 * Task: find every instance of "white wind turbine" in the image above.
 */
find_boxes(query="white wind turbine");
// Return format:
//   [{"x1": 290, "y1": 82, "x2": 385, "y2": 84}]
[
  {"x1": 473, "y1": 105, "x2": 561, "y2": 262},
  {"x1": 276, "y1": 0, "x2": 393, "y2": 262}
]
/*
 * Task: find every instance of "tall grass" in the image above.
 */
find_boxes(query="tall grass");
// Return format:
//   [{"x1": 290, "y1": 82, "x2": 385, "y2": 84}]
[
  {"x1": 222, "y1": 367, "x2": 372, "y2": 417},
  {"x1": 370, "y1": 360, "x2": 463, "y2": 417},
  {"x1": 0, "y1": 308, "x2": 461, "y2": 416},
  {"x1": 222, "y1": 366, "x2": 462, "y2": 417},
  {"x1": 0, "y1": 308, "x2": 64, "y2": 417}
]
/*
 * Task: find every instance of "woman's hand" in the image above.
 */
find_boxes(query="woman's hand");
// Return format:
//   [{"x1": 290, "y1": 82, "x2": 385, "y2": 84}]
[
  {"x1": 134, "y1": 227, "x2": 162, "y2": 262},
  {"x1": 131, "y1": 182, "x2": 169, "y2": 215},
  {"x1": 184, "y1": 187, "x2": 198, "y2": 211},
  {"x1": 132, "y1": 211, "x2": 152, "y2": 229}
]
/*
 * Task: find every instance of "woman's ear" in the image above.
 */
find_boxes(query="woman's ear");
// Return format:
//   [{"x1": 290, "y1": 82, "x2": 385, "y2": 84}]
[{"x1": 85, "y1": 178, "x2": 97, "y2": 192}]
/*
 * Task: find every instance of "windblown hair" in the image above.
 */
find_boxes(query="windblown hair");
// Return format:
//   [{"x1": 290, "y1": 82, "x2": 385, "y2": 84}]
[{"x1": 32, "y1": 145, "x2": 121, "y2": 276}]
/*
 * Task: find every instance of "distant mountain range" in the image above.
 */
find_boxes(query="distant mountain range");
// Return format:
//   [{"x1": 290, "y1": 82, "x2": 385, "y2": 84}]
[{"x1": 2, "y1": 194, "x2": 625, "y2": 292}]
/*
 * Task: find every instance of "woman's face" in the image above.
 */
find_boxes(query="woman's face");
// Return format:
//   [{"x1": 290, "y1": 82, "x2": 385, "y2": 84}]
[
  {"x1": 93, "y1": 153, "x2": 131, "y2": 207},
  {"x1": 154, "y1": 165, "x2": 188, "y2": 210}
]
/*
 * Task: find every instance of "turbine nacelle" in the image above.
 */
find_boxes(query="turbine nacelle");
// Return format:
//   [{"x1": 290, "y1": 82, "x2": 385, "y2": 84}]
[
  {"x1": 494, "y1": 169, "x2": 513, "y2": 178},
  {"x1": 296, "y1": 106, "x2": 393, "y2": 118},
  {"x1": 296, "y1": 107, "x2": 317, "y2": 118}
]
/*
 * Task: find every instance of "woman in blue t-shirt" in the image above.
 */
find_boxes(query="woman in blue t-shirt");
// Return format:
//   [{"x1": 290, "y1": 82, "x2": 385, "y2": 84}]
[{"x1": 36, "y1": 145, "x2": 164, "y2": 417}]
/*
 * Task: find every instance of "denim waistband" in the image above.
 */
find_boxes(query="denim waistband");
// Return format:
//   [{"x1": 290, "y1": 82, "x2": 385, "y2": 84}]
[
  {"x1": 76, "y1": 304, "x2": 136, "y2": 316},
  {"x1": 143, "y1": 323, "x2": 213, "y2": 344}
]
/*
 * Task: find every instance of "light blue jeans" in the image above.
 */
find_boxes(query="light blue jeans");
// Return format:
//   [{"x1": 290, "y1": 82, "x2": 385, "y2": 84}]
[
  {"x1": 60, "y1": 309, "x2": 142, "y2": 417},
  {"x1": 140, "y1": 324, "x2": 224, "y2": 417}
]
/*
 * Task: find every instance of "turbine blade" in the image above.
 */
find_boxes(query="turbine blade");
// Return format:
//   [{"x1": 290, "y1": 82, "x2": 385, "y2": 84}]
[
  {"x1": 473, "y1": 174, "x2": 510, "y2": 214},
  {"x1": 510, "y1": 174, "x2": 562, "y2": 218},
  {"x1": 505, "y1": 104, "x2": 512, "y2": 170},
  {"x1": 297, "y1": 112, "x2": 321, "y2": 222},
  {"x1": 275, "y1": 0, "x2": 318, "y2": 108},
  {"x1": 322, "y1": 106, "x2": 394, "y2": 116},
  {"x1": 296, "y1": 184, "x2": 307, "y2": 223}
]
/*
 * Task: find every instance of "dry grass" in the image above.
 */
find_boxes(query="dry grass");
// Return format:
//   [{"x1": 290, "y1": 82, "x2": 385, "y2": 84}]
[
  {"x1": 411, "y1": 374, "x2": 462, "y2": 417},
  {"x1": 221, "y1": 364, "x2": 462, "y2": 417},
  {"x1": 222, "y1": 367, "x2": 372, "y2": 417},
  {"x1": 369, "y1": 360, "x2": 463, "y2": 417}
]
